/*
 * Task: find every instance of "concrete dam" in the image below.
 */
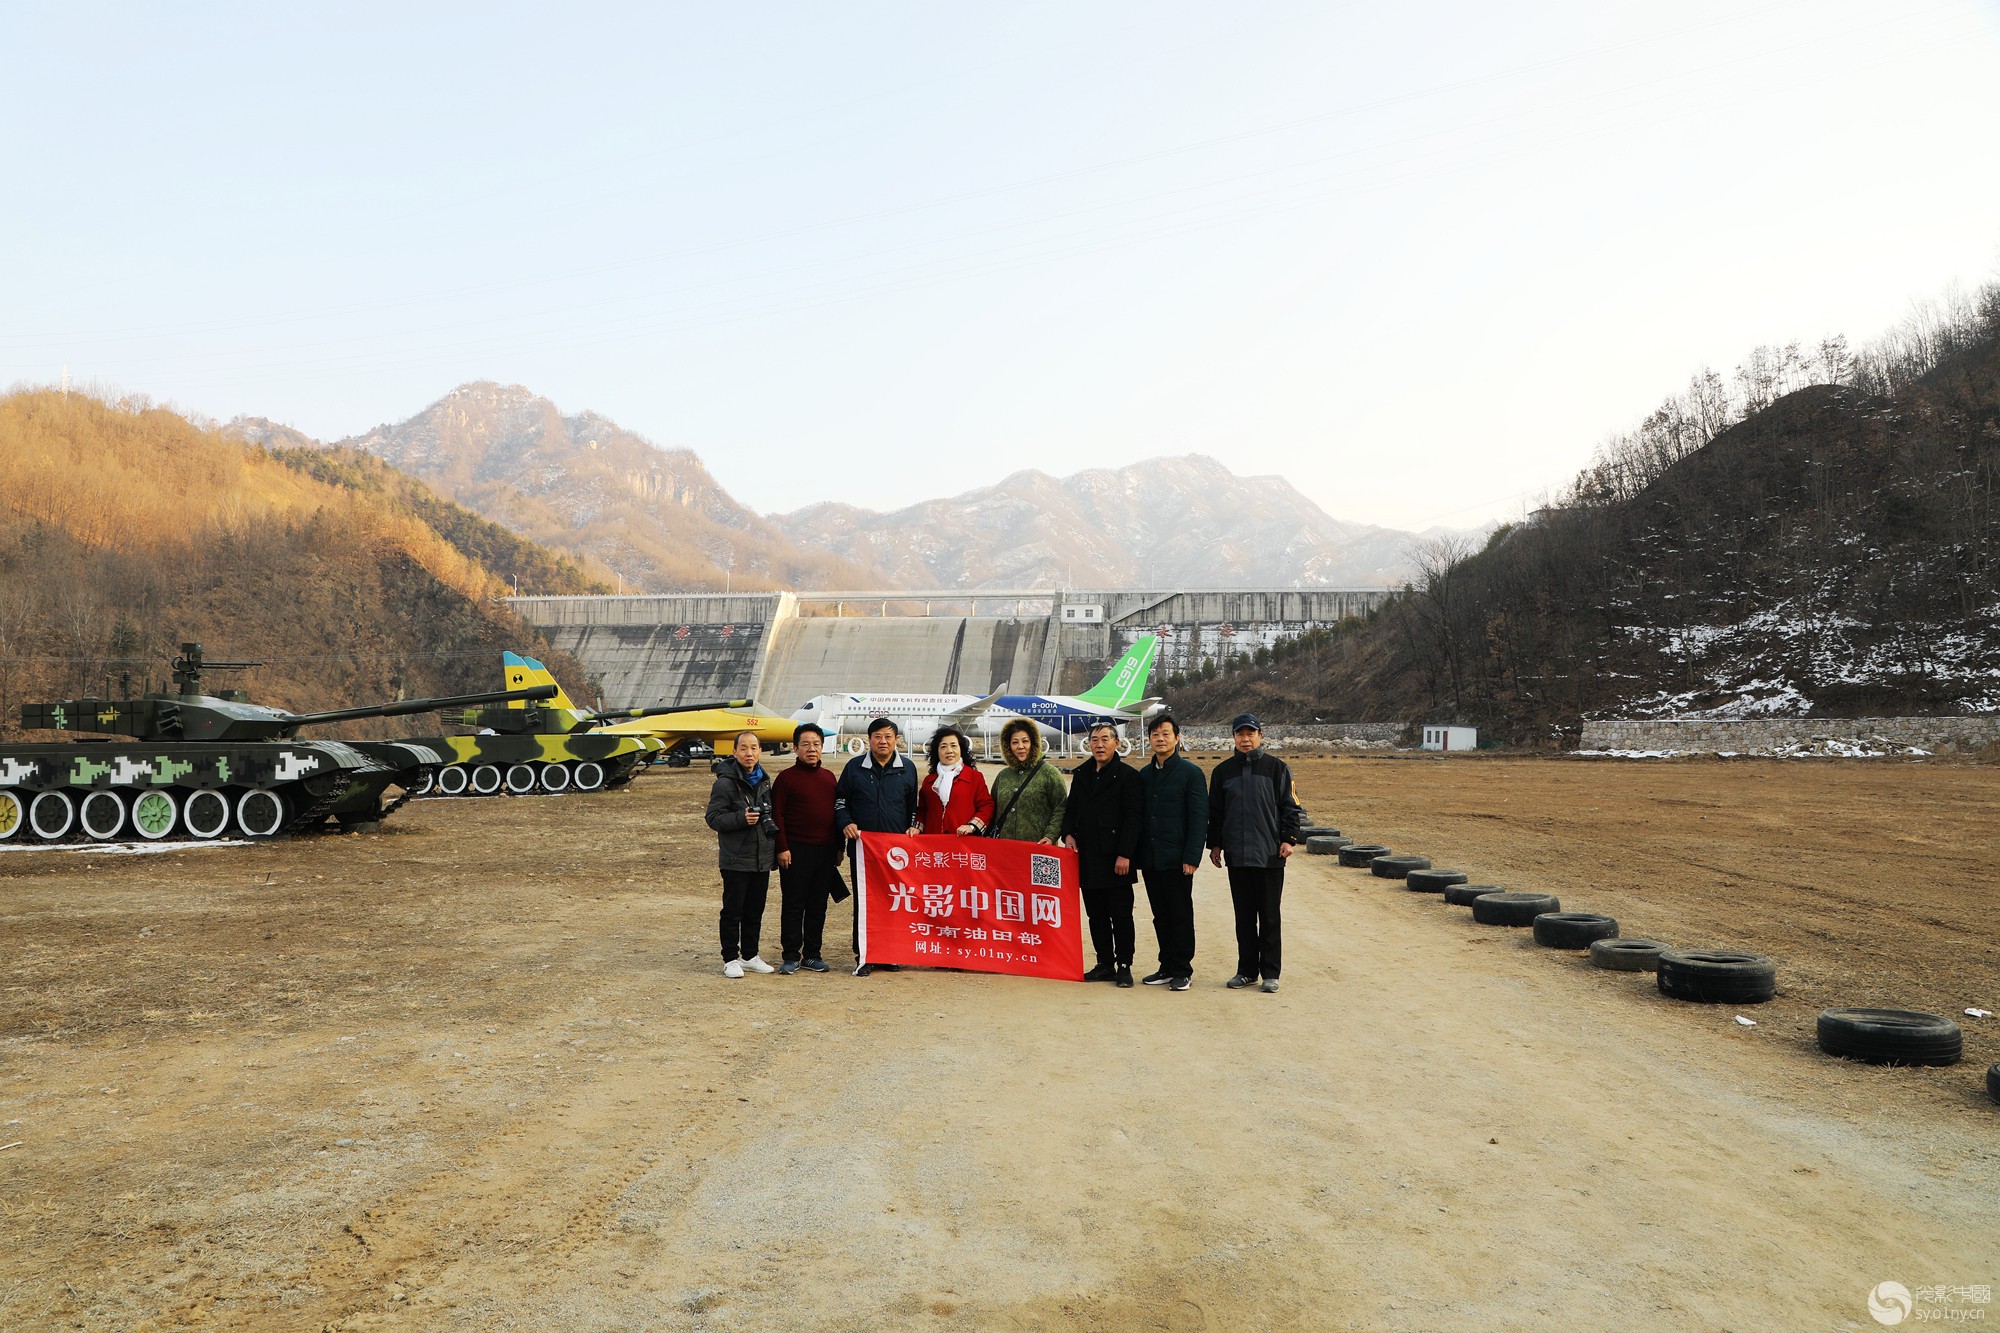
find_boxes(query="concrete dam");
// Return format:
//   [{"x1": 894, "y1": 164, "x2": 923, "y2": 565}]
[{"x1": 506, "y1": 588, "x2": 1392, "y2": 713}]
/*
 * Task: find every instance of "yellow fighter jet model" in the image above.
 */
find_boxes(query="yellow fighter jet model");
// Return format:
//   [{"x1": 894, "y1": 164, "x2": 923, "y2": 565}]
[{"x1": 504, "y1": 654, "x2": 798, "y2": 767}]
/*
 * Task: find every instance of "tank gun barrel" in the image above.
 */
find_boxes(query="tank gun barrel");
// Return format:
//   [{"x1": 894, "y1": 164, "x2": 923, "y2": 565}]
[
  {"x1": 285, "y1": 684, "x2": 558, "y2": 728},
  {"x1": 591, "y1": 698, "x2": 752, "y2": 721}
]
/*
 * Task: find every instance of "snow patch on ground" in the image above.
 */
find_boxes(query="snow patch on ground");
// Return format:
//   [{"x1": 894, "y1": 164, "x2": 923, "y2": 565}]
[{"x1": 0, "y1": 840, "x2": 255, "y2": 855}]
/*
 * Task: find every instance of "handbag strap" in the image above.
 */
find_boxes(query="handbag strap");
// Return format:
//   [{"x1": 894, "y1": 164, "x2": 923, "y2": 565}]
[{"x1": 986, "y1": 758, "x2": 1044, "y2": 837}]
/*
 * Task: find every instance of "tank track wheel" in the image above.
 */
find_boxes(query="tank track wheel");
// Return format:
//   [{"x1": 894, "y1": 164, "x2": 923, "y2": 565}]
[
  {"x1": 182, "y1": 789, "x2": 230, "y2": 840},
  {"x1": 131, "y1": 789, "x2": 178, "y2": 840},
  {"x1": 79, "y1": 790, "x2": 128, "y2": 841},
  {"x1": 0, "y1": 790, "x2": 22, "y2": 841}
]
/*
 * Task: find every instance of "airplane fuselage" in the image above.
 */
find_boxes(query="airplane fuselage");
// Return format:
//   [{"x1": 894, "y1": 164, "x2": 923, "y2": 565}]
[{"x1": 790, "y1": 693, "x2": 1140, "y2": 750}]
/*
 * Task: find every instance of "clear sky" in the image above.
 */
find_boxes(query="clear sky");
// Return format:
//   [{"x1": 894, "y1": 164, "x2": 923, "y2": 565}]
[{"x1": 5, "y1": 1, "x2": 1998, "y2": 530}]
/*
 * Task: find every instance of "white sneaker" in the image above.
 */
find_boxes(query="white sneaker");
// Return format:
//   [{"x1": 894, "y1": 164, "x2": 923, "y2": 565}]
[
  {"x1": 742, "y1": 956, "x2": 776, "y2": 974},
  {"x1": 722, "y1": 959, "x2": 744, "y2": 979}
]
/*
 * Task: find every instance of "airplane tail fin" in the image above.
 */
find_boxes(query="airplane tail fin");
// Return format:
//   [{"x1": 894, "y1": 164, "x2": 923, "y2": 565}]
[
  {"x1": 503, "y1": 651, "x2": 576, "y2": 711},
  {"x1": 1075, "y1": 635, "x2": 1159, "y2": 712}
]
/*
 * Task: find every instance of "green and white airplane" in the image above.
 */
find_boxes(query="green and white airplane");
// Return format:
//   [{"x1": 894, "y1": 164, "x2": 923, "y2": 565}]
[{"x1": 789, "y1": 635, "x2": 1162, "y2": 751}]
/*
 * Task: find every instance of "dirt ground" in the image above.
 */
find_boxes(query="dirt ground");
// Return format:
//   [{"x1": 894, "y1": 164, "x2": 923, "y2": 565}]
[{"x1": 2, "y1": 755, "x2": 1995, "y2": 1330}]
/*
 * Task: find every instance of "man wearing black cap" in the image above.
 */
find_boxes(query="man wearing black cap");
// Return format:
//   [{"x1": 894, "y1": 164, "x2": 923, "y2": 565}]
[{"x1": 1206, "y1": 713, "x2": 1304, "y2": 993}]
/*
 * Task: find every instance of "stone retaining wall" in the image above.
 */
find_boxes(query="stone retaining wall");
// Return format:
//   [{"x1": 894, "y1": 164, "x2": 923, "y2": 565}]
[
  {"x1": 1178, "y1": 723, "x2": 1403, "y2": 752},
  {"x1": 1578, "y1": 717, "x2": 2000, "y2": 754}
]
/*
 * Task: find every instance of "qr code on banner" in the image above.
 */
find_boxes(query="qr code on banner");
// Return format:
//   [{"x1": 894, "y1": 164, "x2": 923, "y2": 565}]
[{"x1": 1030, "y1": 853, "x2": 1061, "y2": 888}]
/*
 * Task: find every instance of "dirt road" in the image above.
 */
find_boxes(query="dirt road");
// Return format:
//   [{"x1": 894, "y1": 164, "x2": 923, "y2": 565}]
[{"x1": 3, "y1": 757, "x2": 1994, "y2": 1329}]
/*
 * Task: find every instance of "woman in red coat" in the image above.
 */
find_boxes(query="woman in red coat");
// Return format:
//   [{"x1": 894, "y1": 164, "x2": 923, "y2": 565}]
[{"x1": 918, "y1": 726, "x2": 996, "y2": 836}]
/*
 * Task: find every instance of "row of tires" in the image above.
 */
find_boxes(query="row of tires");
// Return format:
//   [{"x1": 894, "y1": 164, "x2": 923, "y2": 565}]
[
  {"x1": 1303, "y1": 828, "x2": 1992, "y2": 1091},
  {"x1": 0, "y1": 785, "x2": 291, "y2": 842},
  {"x1": 419, "y1": 760, "x2": 610, "y2": 798}
]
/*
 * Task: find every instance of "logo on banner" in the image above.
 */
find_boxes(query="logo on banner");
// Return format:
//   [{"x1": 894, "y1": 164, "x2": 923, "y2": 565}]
[{"x1": 886, "y1": 846, "x2": 910, "y2": 871}]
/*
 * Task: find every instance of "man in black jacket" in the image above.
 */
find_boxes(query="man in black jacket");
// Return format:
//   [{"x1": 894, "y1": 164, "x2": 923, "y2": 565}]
[
  {"x1": 1136, "y1": 712, "x2": 1207, "y2": 991},
  {"x1": 1062, "y1": 720, "x2": 1145, "y2": 987},
  {"x1": 1206, "y1": 713, "x2": 1304, "y2": 993}
]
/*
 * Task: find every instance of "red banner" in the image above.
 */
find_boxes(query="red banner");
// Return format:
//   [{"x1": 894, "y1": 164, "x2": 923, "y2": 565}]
[{"x1": 856, "y1": 832, "x2": 1084, "y2": 981}]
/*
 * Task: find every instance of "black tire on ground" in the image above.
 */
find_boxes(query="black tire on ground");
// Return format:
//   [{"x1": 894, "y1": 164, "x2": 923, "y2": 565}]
[
  {"x1": 1405, "y1": 868, "x2": 1468, "y2": 892},
  {"x1": 1299, "y1": 825, "x2": 1342, "y2": 839},
  {"x1": 1370, "y1": 854, "x2": 1432, "y2": 879},
  {"x1": 1815, "y1": 1009, "x2": 1963, "y2": 1067},
  {"x1": 1989, "y1": 1064, "x2": 1999, "y2": 1106},
  {"x1": 1305, "y1": 835, "x2": 1350, "y2": 855},
  {"x1": 1589, "y1": 938, "x2": 1669, "y2": 972},
  {"x1": 1656, "y1": 950, "x2": 1777, "y2": 1004},
  {"x1": 1338, "y1": 844, "x2": 1390, "y2": 867},
  {"x1": 1443, "y1": 883, "x2": 1502, "y2": 907},
  {"x1": 1533, "y1": 912, "x2": 1619, "y2": 949},
  {"x1": 1471, "y1": 892, "x2": 1560, "y2": 926}
]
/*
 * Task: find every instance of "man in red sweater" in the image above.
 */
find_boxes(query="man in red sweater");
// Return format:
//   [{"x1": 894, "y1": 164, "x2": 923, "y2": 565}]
[{"x1": 771, "y1": 722, "x2": 845, "y2": 974}]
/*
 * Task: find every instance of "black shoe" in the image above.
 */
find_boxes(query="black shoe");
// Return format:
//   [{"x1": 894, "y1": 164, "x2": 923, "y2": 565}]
[
  {"x1": 1168, "y1": 975, "x2": 1192, "y2": 992},
  {"x1": 1141, "y1": 970, "x2": 1173, "y2": 986},
  {"x1": 874, "y1": 963, "x2": 901, "y2": 972},
  {"x1": 1115, "y1": 966, "x2": 1135, "y2": 988},
  {"x1": 1226, "y1": 974, "x2": 1258, "y2": 989},
  {"x1": 1082, "y1": 962, "x2": 1116, "y2": 982},
  {"x1": 801, "y1": 957, "x2": 830, "y2": 973},
  {"x1": 853, "y1": 962, "x2": 873, "y2": 977}
]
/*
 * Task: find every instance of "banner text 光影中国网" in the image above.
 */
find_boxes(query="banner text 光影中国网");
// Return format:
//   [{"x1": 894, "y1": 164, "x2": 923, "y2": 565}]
[{"x1": 855, "y1": 832, "x2": 1084, "y2": 981}]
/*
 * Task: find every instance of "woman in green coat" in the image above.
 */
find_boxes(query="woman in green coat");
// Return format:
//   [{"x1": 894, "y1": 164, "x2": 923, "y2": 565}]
[{"x1": 988, "y1": 718, "x2": 1067, "y2": 842}]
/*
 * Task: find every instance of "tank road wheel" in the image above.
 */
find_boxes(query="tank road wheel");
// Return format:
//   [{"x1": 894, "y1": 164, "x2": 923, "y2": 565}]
[
  {"x1": 504, "y1": 763, "x2": 539, "y2": 795},
  {"x1": 182, "y1": 789, "x2": 231, "y2": 840},
  {"x1": 407, "y1": 768, "x2": 436, "y2": 798},
  {"x1": 0, "y1": 790, "x2": 23, "y2": 841},
  {"x1": 235, "y1": 788, "x2": 288, "y2": 839},
  {"x1": 79, "y1": 790, "x2": 128, "y2": 841},
  {"x1": 469, "y1": 765, "x2": 504, "y2": 796},
  {"x1": 539, "y1": 763, "x2": 573, "y2": 794},
  {"x1": 131, "y1": 789, "x2": 179, "y2": 841},
  {"x1": 29, "y1": 790, "x2": 76, "y2": 841},
  {"x1": 572, "y1": 761, "x2": 606, "y2": 792},
  {"x1": 435, "y1": 765, "x2": 471, "y2": 797}
]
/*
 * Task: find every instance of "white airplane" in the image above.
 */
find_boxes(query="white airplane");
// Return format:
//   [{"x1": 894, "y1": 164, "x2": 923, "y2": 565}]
[{"x1": 790, "y1": 635, "x2": 1162, "y2": 754}]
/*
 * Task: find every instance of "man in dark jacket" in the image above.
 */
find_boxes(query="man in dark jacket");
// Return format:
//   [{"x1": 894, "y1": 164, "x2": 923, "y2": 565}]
[
  {"x1": 704, "y1": 731, "x2": 780, "y2": 979},
  {"x1": 834, "y1": 717, "x2": 920, "y2": 977},
  {"x1": 1206, "y1": 713, "x2": 1304, "y2": 993},
  {"x1": 1062, "y1": 720, "x2": 1145, "y2": 987},
  {"x1": 1136, "y1": 713, "x2": 1207, "y2": 992}
]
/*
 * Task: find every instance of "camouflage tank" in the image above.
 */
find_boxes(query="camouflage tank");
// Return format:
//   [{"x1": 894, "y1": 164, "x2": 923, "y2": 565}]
[
  {"x1": 404, "y1": 692, "x2": 752, "y2": 798},
  {"x1": 0, "y1": 643, "x2": 554, "y2": 844}
]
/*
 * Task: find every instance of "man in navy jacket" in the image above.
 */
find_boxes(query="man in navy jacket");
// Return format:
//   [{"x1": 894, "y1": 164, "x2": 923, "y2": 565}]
[{"x1": 834, "y1": 717, "x2": 920, "y2": 976}]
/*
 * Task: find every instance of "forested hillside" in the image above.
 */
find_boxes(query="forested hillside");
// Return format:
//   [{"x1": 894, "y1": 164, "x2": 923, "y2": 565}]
[
  {"x1": 1170, "y1": 285, "x2": 2000, "y2": 742},
  {"x1": 0, "y1": 391, "x2": 596, "y2": 737}
]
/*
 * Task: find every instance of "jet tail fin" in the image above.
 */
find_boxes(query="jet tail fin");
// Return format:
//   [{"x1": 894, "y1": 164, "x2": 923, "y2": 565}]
[
  {"x1": 502, "y1": 651, "x2": 576, "y2": 711},
  {"x1": 1074, "y1": 635, "x2": 1159, "y2": 711}
]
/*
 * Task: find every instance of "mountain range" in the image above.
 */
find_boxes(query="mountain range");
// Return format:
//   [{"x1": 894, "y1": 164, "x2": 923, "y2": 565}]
[{"x1": 234, "y1": 382, "x2": 1464, "y2": 592}]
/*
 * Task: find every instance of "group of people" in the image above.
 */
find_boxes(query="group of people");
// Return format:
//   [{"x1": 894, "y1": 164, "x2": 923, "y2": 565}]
[{"x1": 703, "y1": 709, "x2": 1305, "y2": 991}]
